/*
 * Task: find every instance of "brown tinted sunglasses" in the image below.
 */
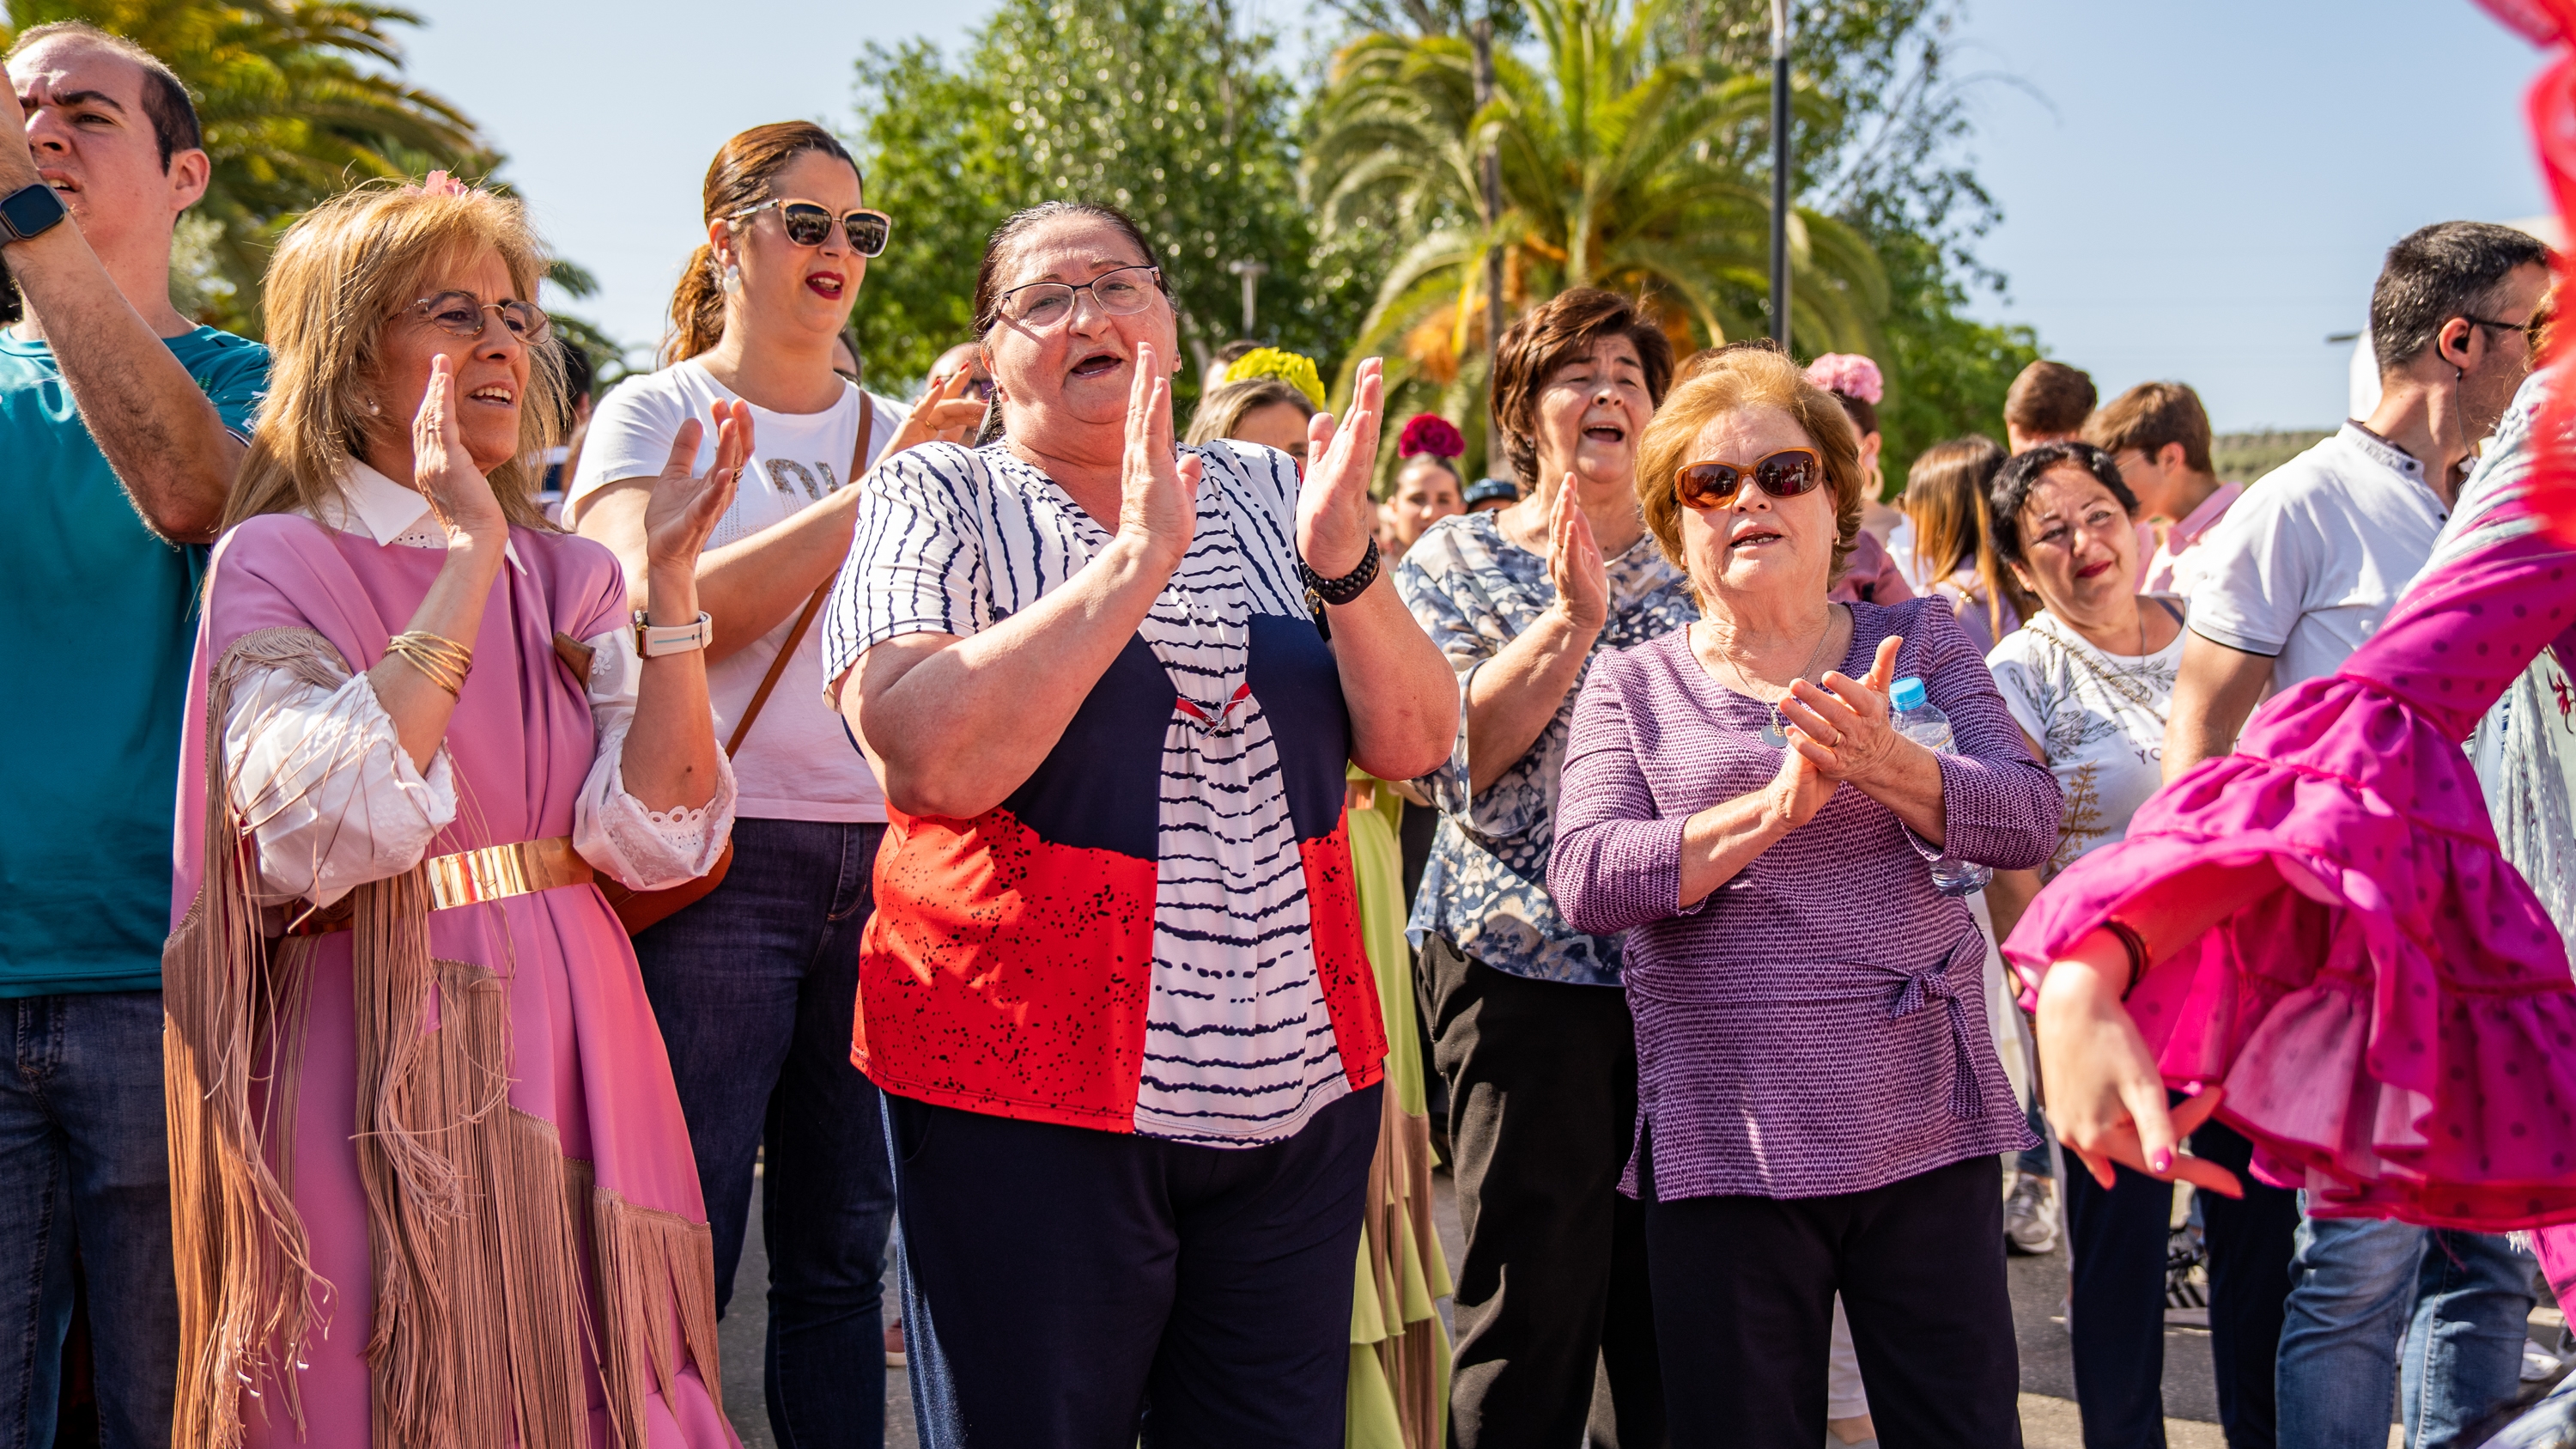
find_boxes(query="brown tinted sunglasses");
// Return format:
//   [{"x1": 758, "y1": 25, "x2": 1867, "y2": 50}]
[{"x1": 1675, "y1": 447, "x2": 1826, "y2": 508}]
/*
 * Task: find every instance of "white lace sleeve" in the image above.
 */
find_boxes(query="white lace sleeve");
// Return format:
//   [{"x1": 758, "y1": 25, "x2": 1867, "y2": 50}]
[
  {"x1": 571, "y1": 627, "x2": 738, "y2": 892},
  {"x1": 223, "y1": 663, "x2": 459, "y2": 909}
]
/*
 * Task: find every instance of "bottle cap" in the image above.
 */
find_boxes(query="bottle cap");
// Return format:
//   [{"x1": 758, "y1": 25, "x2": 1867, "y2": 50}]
[{"x1": 1890, "y1": 675, "x2": 1927, "y2": 711}]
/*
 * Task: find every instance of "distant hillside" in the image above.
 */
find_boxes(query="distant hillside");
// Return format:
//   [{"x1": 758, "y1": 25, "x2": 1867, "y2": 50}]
[{"x1": 2212, "y1": 429, "x2": 2332, "y2": 484}]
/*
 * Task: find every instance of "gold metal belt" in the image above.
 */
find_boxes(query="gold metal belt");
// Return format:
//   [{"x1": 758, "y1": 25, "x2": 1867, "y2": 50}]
[{"x1": 287, "y1": 836, "x2": 595, "y2": 935}]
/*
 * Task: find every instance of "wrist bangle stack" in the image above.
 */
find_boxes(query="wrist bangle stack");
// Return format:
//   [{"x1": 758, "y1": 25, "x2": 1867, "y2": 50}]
[
  {"x1": 386, "y1": 630, "x2": 473, "y2": 698},
  {"x1": 2104, "y1": 918, "x2": 2151, "y2": 1001}
]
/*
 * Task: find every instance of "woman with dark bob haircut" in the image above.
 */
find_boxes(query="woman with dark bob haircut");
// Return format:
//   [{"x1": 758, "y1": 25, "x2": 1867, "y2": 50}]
[
  {"x1": 821, "y1": 200, "x2": 1455, "y2": 1444},
  {"x1": 1390, "y1": 287, "x2": 1690, "y2": 1446},
  {"x1": 1549, "y1": 343, "x2": 2062, "y2": 1447}
]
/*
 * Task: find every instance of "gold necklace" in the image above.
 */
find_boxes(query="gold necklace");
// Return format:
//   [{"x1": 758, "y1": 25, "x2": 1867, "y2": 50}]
[{"x1": 1703, "y1": 609, "x2": 1841, "y2": 747}]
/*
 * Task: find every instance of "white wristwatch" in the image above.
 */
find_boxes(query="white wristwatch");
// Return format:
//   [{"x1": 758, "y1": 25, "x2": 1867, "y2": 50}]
[{"x1": 633, "y1": 610, "x2": 714, "y2": 658}]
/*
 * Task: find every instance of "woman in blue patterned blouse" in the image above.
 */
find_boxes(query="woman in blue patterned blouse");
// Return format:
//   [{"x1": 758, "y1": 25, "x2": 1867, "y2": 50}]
[{"x1": 1390, "y1": 287, "x2": 1692, "y2": 1449}]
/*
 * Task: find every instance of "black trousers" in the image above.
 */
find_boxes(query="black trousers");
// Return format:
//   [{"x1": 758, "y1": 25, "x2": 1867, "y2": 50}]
[
  {"x1": 1420, "y1": 935, "x2": 1664, "y2": 1449},
  {"x1": 1639, "y1": 1149, "x2": 2022, "y2": 1449},
  {"x1": 2064, "y1": 1120, "x2": 2300, "y2": 1449},
  {"x1": 886, "y1": 1084, "x2": 1381, "y2": 1449}
]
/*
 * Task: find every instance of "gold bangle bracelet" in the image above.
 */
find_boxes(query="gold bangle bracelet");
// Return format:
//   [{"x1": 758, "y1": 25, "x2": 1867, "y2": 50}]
[{"x1": 386, "y1": 631, "x2": 472, "y2": 698}]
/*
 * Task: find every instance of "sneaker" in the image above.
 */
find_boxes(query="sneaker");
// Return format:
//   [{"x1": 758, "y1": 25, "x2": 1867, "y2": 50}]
[
  {"x1": 2004, "y1": 1173, "x2": 2059, "y2": 1256},
  {"x1": 884, "y1": 1318, "x2": 908, "y2": 1369}
]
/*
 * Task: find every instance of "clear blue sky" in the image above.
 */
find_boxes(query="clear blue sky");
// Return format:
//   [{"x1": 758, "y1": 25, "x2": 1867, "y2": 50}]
[
  {"x1": 405, "y1": 0, "x2": 2552, "y2": 428},
  {"x1": 1947, "y1": 0, "x2": 2548, "y2": 430}
]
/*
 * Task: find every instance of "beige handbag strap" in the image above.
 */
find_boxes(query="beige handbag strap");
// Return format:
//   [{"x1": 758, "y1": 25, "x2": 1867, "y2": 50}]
[{"x1": 725, "y1": 390, "x2": 875, "y2": 758}]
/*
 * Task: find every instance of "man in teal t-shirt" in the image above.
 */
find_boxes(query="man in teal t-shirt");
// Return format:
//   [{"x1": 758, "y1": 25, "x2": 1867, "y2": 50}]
[{"x1": 0, "y1": 24, "x2": 268, "y2": 1446}]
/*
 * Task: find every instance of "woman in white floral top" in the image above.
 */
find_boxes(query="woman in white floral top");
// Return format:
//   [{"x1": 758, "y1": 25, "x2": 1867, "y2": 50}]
[
  {"x1": 1390, "y1": 289, "x2": 1692, "y2": 1448},
  {"x1": 1981, "y1": 440, "x2": 2300, "y2": 1449}
]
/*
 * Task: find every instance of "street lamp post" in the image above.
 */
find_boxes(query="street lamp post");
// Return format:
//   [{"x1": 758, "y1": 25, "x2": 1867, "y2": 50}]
[
  {"x1": 1769, "y1": 0, "x2": 1790, "y2": 354},
  {"x1": 1473, "y1": 13, "x2": 1506, "y2": 478},
  {"x1": 1226, "y1": 258, "x2": 1268, "y2": 337}
]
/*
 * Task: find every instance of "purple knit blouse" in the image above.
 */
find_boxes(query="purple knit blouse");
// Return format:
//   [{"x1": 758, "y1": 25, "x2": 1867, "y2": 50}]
[{"x1": 1551, "y1": 598, "x2": 2058, "y2": 1201}]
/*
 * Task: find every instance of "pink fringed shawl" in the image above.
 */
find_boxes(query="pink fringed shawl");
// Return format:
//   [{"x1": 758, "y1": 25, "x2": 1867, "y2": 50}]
[{"x1": 163, "y1": 514, "x2": 737, "y2": 1449}]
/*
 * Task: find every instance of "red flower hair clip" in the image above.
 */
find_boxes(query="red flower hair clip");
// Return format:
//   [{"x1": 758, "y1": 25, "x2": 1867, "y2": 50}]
[{"x1": 1397, "y1": 413, "x2": 1466, "y2": 460}]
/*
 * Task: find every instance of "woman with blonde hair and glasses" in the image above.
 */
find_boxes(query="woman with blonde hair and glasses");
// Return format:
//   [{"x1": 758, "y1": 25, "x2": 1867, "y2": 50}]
[
  {"x1": 1549, "y1": 343, "x2": 2059, "y2": 1447},
  {"x1": 163, "y1": 175, "x2": 743, "y2": 1447}
]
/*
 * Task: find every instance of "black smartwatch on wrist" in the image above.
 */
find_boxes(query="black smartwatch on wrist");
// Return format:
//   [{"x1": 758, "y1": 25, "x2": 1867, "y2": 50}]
[{"x1": 0, "y1": 181, "x2": 67, "y2": 245}]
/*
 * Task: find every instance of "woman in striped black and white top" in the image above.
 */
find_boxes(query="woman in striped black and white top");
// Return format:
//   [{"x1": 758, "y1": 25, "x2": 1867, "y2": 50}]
[{"x1": 822, "y1": 200, "x2": 1455, "y2": 1444}]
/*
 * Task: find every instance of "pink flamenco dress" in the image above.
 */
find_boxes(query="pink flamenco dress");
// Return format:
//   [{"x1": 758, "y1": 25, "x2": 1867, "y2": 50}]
[
  {"x1": 162, "y1": 466, "x2": 744, "y2": 1449},
  {"x1": 2002, "y1": 378, "x2": 2576, "y2": 1230},
  {"x1": 2006, "y1": 0, "x2": 2576, "y2": 1239}
]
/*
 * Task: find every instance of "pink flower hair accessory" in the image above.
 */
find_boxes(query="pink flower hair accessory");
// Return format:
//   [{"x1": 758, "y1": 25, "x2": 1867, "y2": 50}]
[
  {"x1": 409, "y1": 170, "x2": 471, "y2": 198},
  {"x1": 1804, "y1": 353, "x2": 1884, "y2": 405},
  {"x1": 1397, "y1": 413, "x2": 1466, "y2": 460}
]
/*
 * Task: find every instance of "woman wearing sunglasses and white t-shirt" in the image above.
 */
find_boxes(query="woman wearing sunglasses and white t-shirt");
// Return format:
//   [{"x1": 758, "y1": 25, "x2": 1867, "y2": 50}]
[{"x1": 567, "y1": 120, "x2": 980, "y2": 1449}]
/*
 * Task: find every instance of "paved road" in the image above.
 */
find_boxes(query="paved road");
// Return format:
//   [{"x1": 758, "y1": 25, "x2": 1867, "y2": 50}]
[{"x1": 717, "y1": 1165, "x2": 2537, "y2": 1447}]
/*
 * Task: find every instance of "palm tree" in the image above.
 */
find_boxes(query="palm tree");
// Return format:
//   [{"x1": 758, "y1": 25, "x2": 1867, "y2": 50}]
[
  {"x1": 1305, "y1": 0, "x2": 1886, "y2": 466},
  {"x1": 5, "y1": 0, "x2": 493, "y2": 336}
]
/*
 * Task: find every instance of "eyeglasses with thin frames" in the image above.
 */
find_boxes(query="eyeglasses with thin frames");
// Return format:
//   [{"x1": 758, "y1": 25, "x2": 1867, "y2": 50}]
[
  {"x1": 992, "y1": 265, "x2": 1163, "y2": 330},
  {"x1": 408, "y1": 290, "x2": 549, "y2": 344}
]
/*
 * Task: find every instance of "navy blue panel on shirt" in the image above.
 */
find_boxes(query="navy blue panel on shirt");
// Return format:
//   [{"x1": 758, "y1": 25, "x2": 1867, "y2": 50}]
[
  {"x1": 1000, "y1": 633, "x2": 1172, "y2": 860},
  {"x1": 1246, "y1": 613, "x2": 1351, "y2": 843}
]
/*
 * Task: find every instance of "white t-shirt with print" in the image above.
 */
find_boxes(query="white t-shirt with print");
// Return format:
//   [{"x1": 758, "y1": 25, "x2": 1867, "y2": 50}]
[
  {"x1": 569, "y1": 358, "x2": 906, "y2": 824},
  {"x1": 1985, "y1": 606, "x2": 2184, "y2": 880}
]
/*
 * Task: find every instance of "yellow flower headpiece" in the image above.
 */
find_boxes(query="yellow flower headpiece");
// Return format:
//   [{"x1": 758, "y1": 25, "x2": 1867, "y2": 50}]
[{"x1": 1223, "y1": 347, "x2": 1326, "y2": 410}]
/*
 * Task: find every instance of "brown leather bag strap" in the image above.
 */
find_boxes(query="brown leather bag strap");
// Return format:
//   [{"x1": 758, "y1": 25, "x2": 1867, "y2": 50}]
[{"x1": 723, "y1": 389, "x2": 877, "y2": 758}]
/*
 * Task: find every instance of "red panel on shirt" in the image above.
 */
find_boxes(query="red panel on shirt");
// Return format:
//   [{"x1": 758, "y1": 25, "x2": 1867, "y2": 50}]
[
  {"x1": 1298, "y1": 816, "x2": 1389, "y2": 1093},
  {"x1": 856, "y1": 806, "x2": 1158, "y2": 1131}
]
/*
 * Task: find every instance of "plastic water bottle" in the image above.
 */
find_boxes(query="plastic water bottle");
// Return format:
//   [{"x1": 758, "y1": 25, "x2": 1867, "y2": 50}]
[{"x1": 1888, "y1": 675, "x2": 1991, "y2": 896}]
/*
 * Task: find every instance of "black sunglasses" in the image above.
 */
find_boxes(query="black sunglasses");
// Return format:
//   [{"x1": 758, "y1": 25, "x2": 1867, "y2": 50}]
[
  {"x1": 2464, "y1": 312, "x2": 2542, "y2": 349},
  {"x1": 1675, "y1": 448, "x2": 1826, "y2": 508},
  {"x1": 731, "y1": 198, "x2": 892, "y2": 258}
]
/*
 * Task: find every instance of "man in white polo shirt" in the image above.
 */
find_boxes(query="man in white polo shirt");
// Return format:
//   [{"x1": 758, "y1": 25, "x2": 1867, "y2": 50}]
[{"x1": 2164, "y1": 218, "x2": 2550, "y2": 1449}]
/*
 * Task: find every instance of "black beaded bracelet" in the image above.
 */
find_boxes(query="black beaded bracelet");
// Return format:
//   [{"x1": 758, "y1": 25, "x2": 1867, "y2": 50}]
[
  {"x1": 2105, "y1": 918, "x2": 2151, "y2": 1001},
  {"x1": 1297, "y1": 537, "x2": 1382, "y2": 607}
]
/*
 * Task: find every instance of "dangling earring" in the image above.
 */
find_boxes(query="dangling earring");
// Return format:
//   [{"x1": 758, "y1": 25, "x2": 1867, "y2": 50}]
[
  {"x1": 365, "y1": 397, "x2": 380, "y2": 416},
  {"x1": 720, "y1": 254, "x2": 743, "y2": 295}
]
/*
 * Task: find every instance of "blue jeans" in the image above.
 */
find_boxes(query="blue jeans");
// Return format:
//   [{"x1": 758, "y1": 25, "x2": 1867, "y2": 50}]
[
  {"x1": 634, "y1": 818, "x2": 896, "y2": 1449},
  {"x1": 0, "y1": 990, "x2": 177, "y2": 1449},
  {"x1": 2275, "y1": 1206, "x2": 2534, "y2": 1449}
]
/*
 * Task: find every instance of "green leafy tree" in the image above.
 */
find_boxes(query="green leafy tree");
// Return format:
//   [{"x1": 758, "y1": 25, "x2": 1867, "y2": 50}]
[
  {"x1": 849, "y1": 0, "x2": 1344, "y2": 398},
  {"x1": 1303, "y1": 0, "x2": 1888, "y2": 476},
  {"x1": 4, "y1": 0, "x2": 493, "y2": 336}
]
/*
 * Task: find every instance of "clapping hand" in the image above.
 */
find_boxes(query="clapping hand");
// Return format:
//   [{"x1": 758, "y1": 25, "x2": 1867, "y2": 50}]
[
  {"x1": 1296, "y1": 356, "x2": 1385, "y2": 579},
  {"x1": 1780, "y1": 635, "x2": 1903, "y2": 783},
  {"x1": 1764, "y1": 733, "x2": 1837, "y2": 830},
  {"x1": 883, "y1": 366, "x2": 989, "y2": 457},
  {"x1": 412, "y1": 356, "x2": 508, "y2": 547},
  {"x1": 1117, "y1": 341, "x2": 1201, "y2": 571},
  {"x1": 641, "y1": 399, "x2": 750, "y2": 576},
  {"x1": 1544, "y1": 476, "x2": 1610, "y2": 634}
]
